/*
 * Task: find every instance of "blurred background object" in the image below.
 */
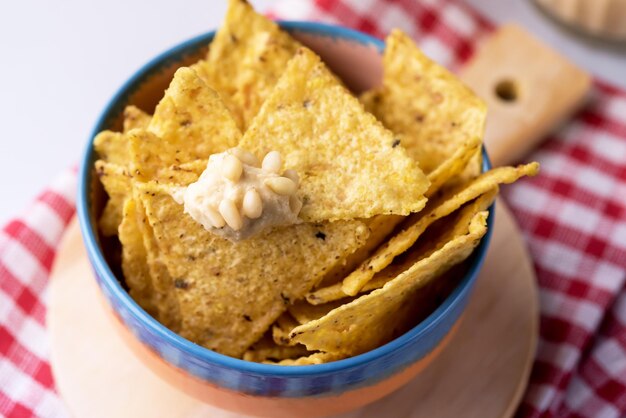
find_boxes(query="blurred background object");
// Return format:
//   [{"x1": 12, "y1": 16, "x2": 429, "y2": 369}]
[
  {"x1": 466, "y1": 0, "x2": 626, "y2": 87},
  {"x1": 535, "y1": 0, "x2": 626, "y2": 40}
]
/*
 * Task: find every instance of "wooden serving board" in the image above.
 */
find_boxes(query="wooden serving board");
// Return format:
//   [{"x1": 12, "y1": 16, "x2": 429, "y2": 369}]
[
  {"x1": 48, "y1": 200, "x2": 538, "y2": 418},
  {"x1": 460, "y1": 24, "x2": 590, "y2": 166}
]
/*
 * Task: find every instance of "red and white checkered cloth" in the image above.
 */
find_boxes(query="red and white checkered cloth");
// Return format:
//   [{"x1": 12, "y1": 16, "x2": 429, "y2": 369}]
[
  {"x1": 0, "y1": 169, "x2": 75, "y2": 417},
  {"x1": 1, "y1": 0, "x2": 626, "y2": 416}
]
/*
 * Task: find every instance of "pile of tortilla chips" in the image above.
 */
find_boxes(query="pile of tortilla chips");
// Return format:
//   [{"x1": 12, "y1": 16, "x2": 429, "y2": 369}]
[{"x1": 93, "y1": 0, "x2": 539, "y2": 364}]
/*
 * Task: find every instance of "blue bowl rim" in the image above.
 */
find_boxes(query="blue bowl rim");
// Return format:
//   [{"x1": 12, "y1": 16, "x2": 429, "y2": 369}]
[{"x1": 77, "y1": 20, "x2": 494, "y2": 378}]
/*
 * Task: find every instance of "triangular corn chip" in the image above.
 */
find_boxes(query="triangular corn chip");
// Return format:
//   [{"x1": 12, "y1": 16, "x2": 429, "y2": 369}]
[
  {"x1": 118, "y1": 171, "x2": 197, "y2": 330},
  {"x1": 375, "y1": 188, "x2": 497, "y2": 281},
  {"x1": 361, "y1": 30, "x2": 486, "y2": 182},
  {"x1": 290, "y1": 209, "x2": 490, "y2": 356},
  {"x1": 146, "y1": 67, "x2": 240, "y2": 169},
  {"x1": 94, "y1": 132, "x2": 129, "y2": 167},
  {"x1": 94, "y1": 106, "x2": 151, "y2": 167},
  {"x1": 123, "y1": 105, "x2": 151, "y2": 133},
  {"x1": 119, "y1": 198, "x2": 156, "y2": 316},
  {"x1": 243, "y1": 332, "x2": 311, "y2": 363},
  {"x1": 120, "y1": 163, "x2": 207, "y2": 330},
  {"x1": 94, "y1": 108, "x2": 152, "y2": 236},
  {"x1": 138, "y1": 181, "x2": 369, "y2": 357},
  {"x1": 425, "y1": 137, "x2": 482, "y2": 197},
  {"x1": 271, "y1": 313, "x2": 300, "y2": 346},
  {"x1": 308, "y1": 188, "x2": 497, "y2": 305},
  {"x1": 192, "y1": 0, "x2": 300, "y2": 129},
  {"x1": 307, "y1": 276, "x2": 381, "y2": 306},
  {"x1": 95, "y1": 161, "x2": 132, "y2": 236},
  {"x1": 341, "y1": 162, "x2": 539, "y2": 296},
  {"x1": 315, "y1": 214, "x2": 404, "y2": 289},
  {"x1": 128, "y1": 128, "x2": 211, "y2": 183},
  {"x1": 131, "y1": 191, "x2": 182, "y2": 331},
  {"x1": 239, "y1": 47, "x2": 430, "y2": 222},
  {"x1": 288, "y1": 299, "x2": 350, "y2": 324}
]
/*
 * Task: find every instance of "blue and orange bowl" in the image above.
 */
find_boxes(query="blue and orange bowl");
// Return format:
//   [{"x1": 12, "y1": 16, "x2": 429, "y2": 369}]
[{"x1": 77, "y1": 22, "x2": 494, "y2": 418}]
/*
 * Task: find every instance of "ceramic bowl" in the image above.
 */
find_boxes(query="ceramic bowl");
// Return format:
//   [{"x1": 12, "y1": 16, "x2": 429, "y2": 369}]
[{"x1": 77, "y1": 21, "x2": 494, "y2": 418}]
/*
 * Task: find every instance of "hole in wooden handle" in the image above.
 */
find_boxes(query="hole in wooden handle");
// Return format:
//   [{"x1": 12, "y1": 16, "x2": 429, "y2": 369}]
[{"x1": 494, "y1": 79, "x2": 519, "y2": 103}]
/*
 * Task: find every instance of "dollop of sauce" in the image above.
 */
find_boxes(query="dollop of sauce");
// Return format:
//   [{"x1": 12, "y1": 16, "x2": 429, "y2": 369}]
[{"x1": 175, "y1": 148, "x2": 302, "y2": 241}]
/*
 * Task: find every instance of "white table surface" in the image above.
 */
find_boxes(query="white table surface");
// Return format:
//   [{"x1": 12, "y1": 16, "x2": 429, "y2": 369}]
[{"x1": 1, "y1": 0, "x2": 624, "y2": 225}]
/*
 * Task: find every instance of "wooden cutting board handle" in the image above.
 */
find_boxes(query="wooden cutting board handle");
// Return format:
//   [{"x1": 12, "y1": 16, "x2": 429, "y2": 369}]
[{"x1": 460, "y1": 24, "x2": 592, "y2": 166}]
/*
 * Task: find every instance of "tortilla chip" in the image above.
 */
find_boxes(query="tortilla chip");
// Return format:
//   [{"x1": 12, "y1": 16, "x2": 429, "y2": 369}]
[
  {"x1": 290, "y1": 210, "x2": 490, "y2": 356},
  {"x1": 272, "y1": 313, "x2": 300, "y2": 346},
  {"x1": 243, "y1": 332, "x2": 311, "y2": 363},
  {"x1": 307, "y1": 276, "x2": 383, "y2": 306},
  {"x1": 265, "y1": 352, "x2": 342, "y2": 366},
  {"x1": 361, "y1": 30, "x2": 486, "y2": 181},
  {"x1": 145, "y1": 67, "x2": 240, "y2": 167},
  {"x1": 128, "y1": 128, "x2": 212, "y2": 183},
  {"x1": 192, "y1": 0, "x2": 300, "y2": 129},
  {"x1": 95, "y1": 106, "x2": 152, "y2": 238},
  {"x1": 315, "y1": 215, "x2": 404, "y2": 289},
  {"x1": 118, "y1": 198, "x2": 156, "y2": 316},
  {"x1": 95, "y1": 106, "x2": 151, "y2": 166},
  {"x1": 239, "y1": 47, "x2": 429, "y2": 222},
  {"x1": 94, "y1": 131, "x2": 128, "y2": 167},
  {"x1": 309, "y1": 188, "x2": 497, "y2": 305},
  {"x1": 130, "y1": 191, "x2": 182, "y2": 331},
  {"x1": 123, "y1": 105, "x2": 151, "y2": 132},
  {"x1": 128, "y1": 162, "x2": 212, "y2": 329},
  {"x1": 95, "y1": 161, "x2": 132, "y2": 236},
  {"x1": 341, "y1": 162, "x2": 539, "y2": 296},
  {"x1": 381, "y1": 188, "x2": 496, "y2": 278},
  {"x1": 288, "y1": 299, "x2": 350, "y2": 324},
  {"x1": 425, "y1": 137, "x2": 482, "y2": 197},
  {"x1": 138, "y1": 181, "x2": 369, "y2": 357}
]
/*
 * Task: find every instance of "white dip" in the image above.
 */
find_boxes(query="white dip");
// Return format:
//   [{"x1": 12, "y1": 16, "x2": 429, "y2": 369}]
[{"x1": 176, "y1": 148, "x2": 302, "y2": 241}]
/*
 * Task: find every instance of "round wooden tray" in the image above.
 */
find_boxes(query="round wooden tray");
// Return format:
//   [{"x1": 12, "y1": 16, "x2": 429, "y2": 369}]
[{"x1": 48, "y1": 199, "x2": 538, "y2": 418}]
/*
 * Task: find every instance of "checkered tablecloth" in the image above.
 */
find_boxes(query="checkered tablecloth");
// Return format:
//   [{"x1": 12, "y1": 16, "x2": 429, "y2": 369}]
[{"x1": 2, "y1": 0, "x2": 626, "y2": 417}]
